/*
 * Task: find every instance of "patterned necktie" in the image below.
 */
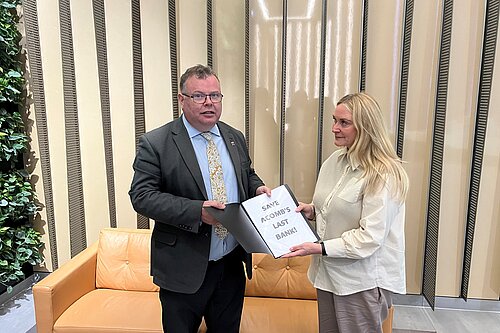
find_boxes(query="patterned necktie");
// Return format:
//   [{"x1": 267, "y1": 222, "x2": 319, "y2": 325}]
[{"x1": 200, "y1": 132, "x2": 229, "y2": 239}]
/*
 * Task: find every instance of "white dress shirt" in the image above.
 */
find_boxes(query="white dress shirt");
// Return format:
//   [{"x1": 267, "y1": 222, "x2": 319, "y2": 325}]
[{"x1": 308, "y1": 148, "x2": 406, "y2": 296}]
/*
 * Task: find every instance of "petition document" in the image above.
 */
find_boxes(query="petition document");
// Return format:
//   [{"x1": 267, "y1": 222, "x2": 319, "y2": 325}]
[{"x1": 206, "y1": 184, "x2": 319, "y2": 257}]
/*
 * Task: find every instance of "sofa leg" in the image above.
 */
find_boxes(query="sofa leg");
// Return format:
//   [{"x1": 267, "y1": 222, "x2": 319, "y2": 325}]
[{"x1": 382, "y1": 306, "x2": 394, "y2": 333}]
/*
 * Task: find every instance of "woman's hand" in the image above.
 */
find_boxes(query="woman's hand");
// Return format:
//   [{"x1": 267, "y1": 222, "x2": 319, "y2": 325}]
[
  {"x1": 281, "y1": 242, "x2": 322, "y2": 258},
  {"x1": 296, "y1": 202, "x2": 315, "y2": 220}
]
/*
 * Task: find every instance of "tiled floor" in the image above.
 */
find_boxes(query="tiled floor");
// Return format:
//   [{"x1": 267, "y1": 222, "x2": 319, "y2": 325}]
[
  {"x1": 1, "y1": 283, "x2": 500, "y2": 333},
  {"x1": 393, "y1": 304, "x2": 500, "y2": 333},
  {"x1": 0, "y1": 286, "x2": 37, "y2": 333}
]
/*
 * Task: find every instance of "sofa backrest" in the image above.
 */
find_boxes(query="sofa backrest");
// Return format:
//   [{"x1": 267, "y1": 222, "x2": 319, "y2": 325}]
[
  {"x1": 95, "y1": 228, "x2": 316, "y2": 299},
  {"x1": 245, "y1": 253, "x2": 317, "y2": 300},
  {"x1": 96, "y1": 228, "x2": 159, "y2": 292}
]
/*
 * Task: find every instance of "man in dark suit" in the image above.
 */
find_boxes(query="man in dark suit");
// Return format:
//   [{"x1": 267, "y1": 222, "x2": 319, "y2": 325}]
[{"x1": 129, "y1": 64, "x2": 270, "y2": 333}]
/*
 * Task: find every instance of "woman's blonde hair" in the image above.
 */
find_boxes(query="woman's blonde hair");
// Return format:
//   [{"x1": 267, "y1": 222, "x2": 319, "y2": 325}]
[{"x1": 337, "y1": 92, "x2": 409, "y2": 201}]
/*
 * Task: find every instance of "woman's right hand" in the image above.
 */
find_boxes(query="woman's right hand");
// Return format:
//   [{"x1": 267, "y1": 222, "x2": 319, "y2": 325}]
[
  {"x1": 296, "y1": 202, "x2": 315, "y2": 220},
  {"x1": 281, "y1": 242, "x2": 322, "y2": 258}
]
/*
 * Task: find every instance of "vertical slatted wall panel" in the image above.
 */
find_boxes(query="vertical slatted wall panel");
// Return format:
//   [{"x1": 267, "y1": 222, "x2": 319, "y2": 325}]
[
  {"x1": 396, "y1": 0, "x2": 414, "y2": 159},
  {"x1": 359, "y1": 0, "x2": 369, "y2": 92},
  {"x1": 93, "y1": 0, "x2": 117, "y2": 229},
  {"x1": 23, "y1": 0, "x2": 59, "y2": 269},
  {"x1": 422, "y1": 0, "x2": 454, "y2": 310},
  {"x1": 279, "y1": 0, "x2": 288, "y2": 185},
  {"x1": 207, "y1": 0, "x2": 213, "y2": 68},
  {"x1": 244, "y1": 0, "x2": 250, "y2": 146},
  {"x1": 131, "y1": 0, "x2": 149, "y2": 229},
  {"x1": 316, "y1": 0, "x2": 328, "y2": 175},
  {"x1": 461, "y1": 0, "x2": 500, "y2": 301},
  {"x1": 168, "y1": 0, "x2": 179, "y2": 118},
  {"x1": 59, "y1": 0, "x2": 87, "y2": 257}
]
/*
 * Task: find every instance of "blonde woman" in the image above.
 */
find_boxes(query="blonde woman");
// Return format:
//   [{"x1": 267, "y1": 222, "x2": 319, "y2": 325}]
[{"x1": 282, "y1": 92, "x2": 409, "y2": 333}]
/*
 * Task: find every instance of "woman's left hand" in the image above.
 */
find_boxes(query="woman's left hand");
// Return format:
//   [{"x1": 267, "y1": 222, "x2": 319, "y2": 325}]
[{"x1": 281, "y1": 242, "x2": 322, "y2": 258}]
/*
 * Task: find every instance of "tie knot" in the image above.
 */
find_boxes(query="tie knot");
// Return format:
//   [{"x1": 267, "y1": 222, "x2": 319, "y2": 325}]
[{"x1": 201, "y1": 132, "x2": 213, "y2": 141}]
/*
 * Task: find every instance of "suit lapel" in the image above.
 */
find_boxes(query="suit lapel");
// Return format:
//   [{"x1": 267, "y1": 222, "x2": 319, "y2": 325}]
[
  {"x1": 219, "y1": 124, "x2": 243, "y2": 192},
  {"x1": 171, "y1": 119, "x2": 208, "y2": 199}
]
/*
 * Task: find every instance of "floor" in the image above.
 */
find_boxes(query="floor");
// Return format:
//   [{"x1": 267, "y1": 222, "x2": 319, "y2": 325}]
[{"x1": 1, "y1": 282, "x2": 500, "y2": 333}]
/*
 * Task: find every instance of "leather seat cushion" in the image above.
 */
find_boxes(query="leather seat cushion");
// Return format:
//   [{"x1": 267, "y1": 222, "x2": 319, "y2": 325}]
[
  {"x1": 241, "y1": 297, "x2": 318, "y2": 332},
  {"x1": 53, "y1": 289, "x2": 162, "y2": 333}
]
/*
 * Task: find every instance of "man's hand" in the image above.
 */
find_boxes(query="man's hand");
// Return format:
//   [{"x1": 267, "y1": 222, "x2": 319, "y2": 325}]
[
  {"x1": 256, "y1": 185, "x2": 272, "y2": 197},
  {"x1": 201, "y1": 201, "x2": 225, "y2": 226}
]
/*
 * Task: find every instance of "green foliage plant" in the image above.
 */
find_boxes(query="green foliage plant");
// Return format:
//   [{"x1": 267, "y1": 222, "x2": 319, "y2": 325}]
[
  {"x1": 0, "y1": 226, "x2": 43, "y2": 293},
  {"x1": 0, "y1": 0, "x2": 43, "y2": 293},
  {"x1": 0, "y1": 107, "x2": 28, "y2": 167},
  {"x1": 0, "y1": 170, "x2": 38, "y2": 224}
]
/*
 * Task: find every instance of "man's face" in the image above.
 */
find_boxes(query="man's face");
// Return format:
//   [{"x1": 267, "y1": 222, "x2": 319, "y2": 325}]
[{"x1": 179, "y1": 75, "x2": 222, "y2": 132}]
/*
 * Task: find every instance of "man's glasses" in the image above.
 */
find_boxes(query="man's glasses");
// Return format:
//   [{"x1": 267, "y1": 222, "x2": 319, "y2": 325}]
[{"x1": 182, "y1": 92, "x2": 223, "y2": 104}]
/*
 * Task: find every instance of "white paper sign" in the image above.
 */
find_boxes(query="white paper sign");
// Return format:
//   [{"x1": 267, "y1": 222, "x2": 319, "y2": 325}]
[{"x1": 241, "y1": 184, "x2": 319, "y2": 257}]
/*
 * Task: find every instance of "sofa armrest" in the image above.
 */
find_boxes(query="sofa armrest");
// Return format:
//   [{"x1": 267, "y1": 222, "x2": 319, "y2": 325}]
[{"x1": 33, "y1": 242, "x2": 98, "y2": 333}]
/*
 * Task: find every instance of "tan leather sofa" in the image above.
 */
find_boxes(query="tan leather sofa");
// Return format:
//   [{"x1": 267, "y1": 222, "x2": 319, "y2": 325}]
[{"x1": 33, "y1": 227, "x2": 393, "y2": 332}]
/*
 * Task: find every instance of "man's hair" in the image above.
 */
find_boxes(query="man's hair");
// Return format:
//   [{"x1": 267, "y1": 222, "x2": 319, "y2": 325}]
[
  {"x1": 337, "y1": 92, "x2": 409, "y2": 201},
  {"x1": 179, "y1": 64, "x2": 219, "y2": 93}
]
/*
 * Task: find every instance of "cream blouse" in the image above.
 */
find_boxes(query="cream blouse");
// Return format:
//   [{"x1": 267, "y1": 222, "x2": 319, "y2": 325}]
[{"x1": 308, "y1": 148, "x2": 406, "y2": 296}]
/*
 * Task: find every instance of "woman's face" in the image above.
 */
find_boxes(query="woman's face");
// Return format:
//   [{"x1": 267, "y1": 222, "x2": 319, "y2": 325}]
[{"x1": 332, "y1": 104, "x2": 357, "y2": 149}]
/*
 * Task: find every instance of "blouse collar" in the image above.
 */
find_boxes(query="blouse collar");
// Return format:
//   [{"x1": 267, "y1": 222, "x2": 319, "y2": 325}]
[{"x1": 337, "y1": 147, "x2": 361, "y2": 170}]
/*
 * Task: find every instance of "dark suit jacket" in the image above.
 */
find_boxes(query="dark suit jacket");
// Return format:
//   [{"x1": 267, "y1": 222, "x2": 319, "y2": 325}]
[{"x1": 129, "y1": 117, "x2": 264, "y2": 294}]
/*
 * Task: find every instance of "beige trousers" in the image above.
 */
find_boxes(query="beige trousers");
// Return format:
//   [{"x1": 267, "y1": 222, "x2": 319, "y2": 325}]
[{"x1": 317, "y1": 287, "x2": 392, "y2": 333}]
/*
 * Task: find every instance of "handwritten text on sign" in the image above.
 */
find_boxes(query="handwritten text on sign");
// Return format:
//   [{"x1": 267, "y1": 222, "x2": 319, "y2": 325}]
[{"x1": 260, "y1": 200, "x2": 297, "y2": 240}]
